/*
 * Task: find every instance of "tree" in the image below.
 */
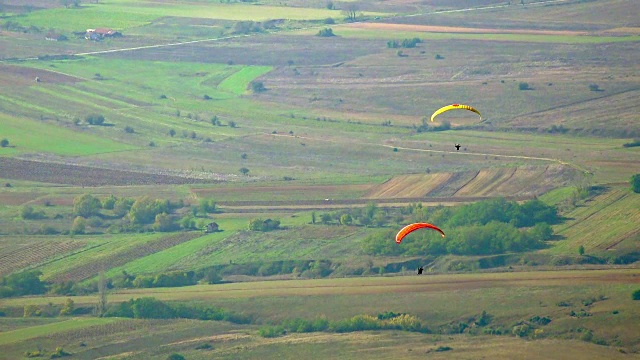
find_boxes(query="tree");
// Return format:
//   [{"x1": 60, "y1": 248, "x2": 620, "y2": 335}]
[
  {"x1": 124, "y1": 126, "x2": 134, "y2": 133},
  {"x1": 24, "y1": 304, "x2": 40, "y2": 317},
  {"x1": 153, "y1": 213, "x2": 175, "y2": 232},
  {"x1": 631, "y1": 174, "x2": 640, "y2": 193},
  {"x1": 632, "y1": 289, "x2": 640, "y2": 300},
  {"x1": 0, "y1": 138, "x2": 8, "y2": 147},
  {"x1": 168, "y1": 129, "x2": 176, "y2": 137},
  {"x1": 228, "y1": 120, "x2": 237, "y2": 128},
  {"x1": 317, "y1": 28, "x2": 335, "y2": 37},
  {"x1": 60, "y1": 298, "x2": 75, "y2": 316},
  {"x1": 70, "y1": 216, "x2": 86, "y2": 235},
  {"x1": 340, "y1": 214, "x2": 353, "y2": 225},
  {"x1": 518, "y1": 82, "x2": 532, "y2": 90},
  {"x1": 95, "y1": 271, "x2": 107, "y2": 316},
  {"x1": 205, "y1": 269, "x2": 222, "y2": 284},
  {"x1": 239, "y1": 167, "x2": 250, "y2": 176},
  {"x1": 73, "y1": 194, "x2": 101, "y2": 217},
  {"x1": 578, "y1": 245, "x2": 585, "y2": 256},
  {"x1": 85, "y1": 114, "x2": 105, "y2": 125},
  {"x1": 588, "y1": 83, "x2": 601, "y2": 91},
  {"x1": 342, "y1": 4, "x2": 359, "y2": 21},
  {"x1": 250, "y1": 81, "x2": 266, "y2": 93},
  {"x1": 129, "y1": 196, "x2": 167, "y2": 224},
  {"x1": 20, "y1": 205, "x2": 45, "y2": 220}
]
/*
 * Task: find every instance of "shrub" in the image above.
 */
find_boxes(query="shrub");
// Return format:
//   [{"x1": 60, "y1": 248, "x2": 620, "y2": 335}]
[
  {"x1": 518, "y1": 82, "x2": 531, "y2": 90},
  {"x1": 85, "y1": 114, "x2": 105, "y2": 125},
  {"x1": 317, "y1": 28, "x2": 335, "y2": 37},
  {"x1": 258, "y1": 325, "x2": 285, "y2": 338},
  {"x1": 167, "y1": 354, "x2": 185, "y2": 360},
  {"x1": 632, "y1": 289, "x2": 640, "y2": 300},
  {"x1": 124, "y1": 126, "x2": 134, "y2": 133},
  {"x1": 0, "y1": 138, "x2": 8, "y2": 147},
  {"x1": 631, "y1": 174, "x2": 640, "y2": 193}
]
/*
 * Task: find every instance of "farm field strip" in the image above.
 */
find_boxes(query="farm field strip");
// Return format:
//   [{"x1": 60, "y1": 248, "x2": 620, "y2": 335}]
[
  {"x1": 0, "y1": 240, "x2": 87, "y2": 277},
  {"x1": 364, "y1": 173, "x2": 453, "y2": 199},
  {"x1": 218, "y1": 66, "x2": 273, "y2": 95},
  {"x1": 2, "y1": 268, "x2": 637, "y2": 307},
  {"x1": 47, "y1": 232, "x2": 205, "y2": 282},
  {"x1": 292, "y1": 27, "x2": 640, "y2": 44},
  {"x1": 0, "y1": 113, "x2": 136, "y2": 156},
  {"x1": 453, "y1": 168, "x2": 516, "y2": 196},
  {"x1": 99, "y1": 219, "x2": 247, "y2": 278},
  {"x1": 550, "y1": 187, "x2": 640, "y2": 253},
  {"x1": 0, "y1": 318, "x2": 119, "y2": 346}
]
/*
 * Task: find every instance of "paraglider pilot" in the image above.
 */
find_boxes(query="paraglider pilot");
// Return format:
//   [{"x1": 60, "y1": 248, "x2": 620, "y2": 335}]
[
  {"x1": 455, "y1": 144, "x2": 461, "y2": 151},
  {"x1": 417, "y1": 266, "x2": 424, "y2": 275}
]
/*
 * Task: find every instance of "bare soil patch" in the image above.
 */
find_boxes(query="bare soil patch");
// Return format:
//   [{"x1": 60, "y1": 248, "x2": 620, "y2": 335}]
[
  {"x1": 346, "y1": 23, "x2": 588, "y2": 36},
  {"x1": 0, "y1": 157, "x2": 215, "y2": 186}
]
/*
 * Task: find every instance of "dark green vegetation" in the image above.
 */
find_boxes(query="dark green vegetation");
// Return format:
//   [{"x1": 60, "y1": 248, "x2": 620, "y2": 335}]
[{"x1": 0, "y1": 0, "x2": 638, "y2": 358}]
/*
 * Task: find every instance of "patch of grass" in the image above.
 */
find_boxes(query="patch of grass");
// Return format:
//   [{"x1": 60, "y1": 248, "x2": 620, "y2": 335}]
[
  {"x1": 0, "y1": 113, "x2": 137, "y2": 156},
  {"x1": 0, "y1": 318, "x2": 118, "y2": 346},
  {"x1": 218, "y1": 66, "x2": 273, "y2": 95}
]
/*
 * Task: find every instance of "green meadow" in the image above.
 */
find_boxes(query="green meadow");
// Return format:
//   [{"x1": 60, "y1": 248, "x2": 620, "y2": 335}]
[
  {"x1": 0, "y1": 317, "x2": 118, "y2": 346},
  {"x1": 0, "y1": 113, "x2": 136, "y2": 156}
]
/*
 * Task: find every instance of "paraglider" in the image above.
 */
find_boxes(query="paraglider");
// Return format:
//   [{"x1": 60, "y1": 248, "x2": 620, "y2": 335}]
[
  {"x1": 455, "y1": 144, "x2": 461, "y2": 151},
  {"x1": 430, "y1": 104, "x2": 482, "y2": 122},
  {"x1": 395, "y1": 222, "x2": 445, "y2": 244}
]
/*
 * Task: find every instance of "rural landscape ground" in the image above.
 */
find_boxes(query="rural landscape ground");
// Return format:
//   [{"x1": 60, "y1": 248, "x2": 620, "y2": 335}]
[{"x1": 0, "y1": 0, "x2": 638, "y2": 359}]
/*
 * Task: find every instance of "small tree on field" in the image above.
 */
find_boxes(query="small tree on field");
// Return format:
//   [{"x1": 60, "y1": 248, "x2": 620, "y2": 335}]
[
  {"x1": 85, "y1": 114, "x2": 105, "y2": 125},
  {"x1": 0, "y1": 138, "x2": 8, "y2": 147},
  {"x1": 578, "y1": 245, "x2": 585, "y2": 256},
  {"x1": 342, "y1": 4, "x2": 359, "y2": 21},
  {"x1": 71, "y1": 216, "x2": 86, "y2": 235},
  {"x1": 168, "y1": 129, "x2": 176, "y2": 137},
  {"x1": 239, "y1": 167, "x2": 250, "y2": 176},
  {"x1": 588, "y1": 83, "x2": 601, "y2": 91},
  {"x1": 632, "y1": 289, "x2": 640, "y2": 300},
  {"x1": 317, "y1": 28, "x2": 335, "y2": 37},
  {"x1": 251, "y1": 81, "x2": 266, "y2": 93},
  {"x1": 631, "y1": 174, "x2": 640, "y2": 193},
  {"x1": 60, "y1": 298, "x2": 74, "y2": 316},
  {"x1": 518, "y1": 82, "x2": 532, "y2": 90}
]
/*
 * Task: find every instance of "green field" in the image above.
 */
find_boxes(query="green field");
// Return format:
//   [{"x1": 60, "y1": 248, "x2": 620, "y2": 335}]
[
  {"x1": 0, "y1": 113, "x2": 137, "y2": 156},
  {"x1": 0, "y1": 0, "x2": 638, "y2": 358},
  {"x1": 0, "y1": 317, "x2": 118, "y2": 346}
]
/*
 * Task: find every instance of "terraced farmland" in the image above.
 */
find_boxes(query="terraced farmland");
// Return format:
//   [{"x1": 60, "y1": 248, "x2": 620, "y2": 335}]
[
  {"x1": 0, "y1": 238, "x2": 87, "y2": 277},
  {"x1": 46, "y1": 232, "x2": 204, "y2": 282},
  {"x1": 365, "y1": 173, "x2": 452, "y2": 199},
  {"x1": 363, "y1": 165, "x2": 574, "y2": 200},
  {"x1": 550, "y1": 186, "x2": 640, "y2": 254}
]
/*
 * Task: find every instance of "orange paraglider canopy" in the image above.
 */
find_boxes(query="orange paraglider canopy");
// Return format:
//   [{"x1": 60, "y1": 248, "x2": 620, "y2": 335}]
[{"x1": 395, "y1": 223, "x2": 445, "y2": 244}]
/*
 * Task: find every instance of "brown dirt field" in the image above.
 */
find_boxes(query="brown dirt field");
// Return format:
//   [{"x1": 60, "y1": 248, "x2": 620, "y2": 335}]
[
  {"x1": 48, "y1": 232, "x2": 204, "y2": 282},
  {"x1": 365, "y1": 173, "x2": 452, "y2": 199},
  {"x1": 454, "y1": 168, "x2": 515, "y2": 197},
  {"x1": 0, "y1": 157, "x2": 215, "y2": 186},
  {"x1": 0, "y1": 239, "x2": 87, "y2": 277},
  {"x1": 0, "y1": 64, "x2": 82, "y2": 88},
  {"x1": 0, "y1": 191, "x2": 45, "y2": 205},
  {"x1": 345, "y1": 23, "x2": 588, "y2": 36}
]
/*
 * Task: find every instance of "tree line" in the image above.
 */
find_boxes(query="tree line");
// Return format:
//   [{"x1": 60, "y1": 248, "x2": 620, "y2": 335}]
[{"x1": 362, "y1": 198, "x2": 559, "y2": 256}]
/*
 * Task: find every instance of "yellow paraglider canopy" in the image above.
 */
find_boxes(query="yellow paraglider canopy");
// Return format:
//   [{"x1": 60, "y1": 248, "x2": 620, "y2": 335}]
[{"x1": 430, "y1": 104, "x2": 482, "y2": 122}]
